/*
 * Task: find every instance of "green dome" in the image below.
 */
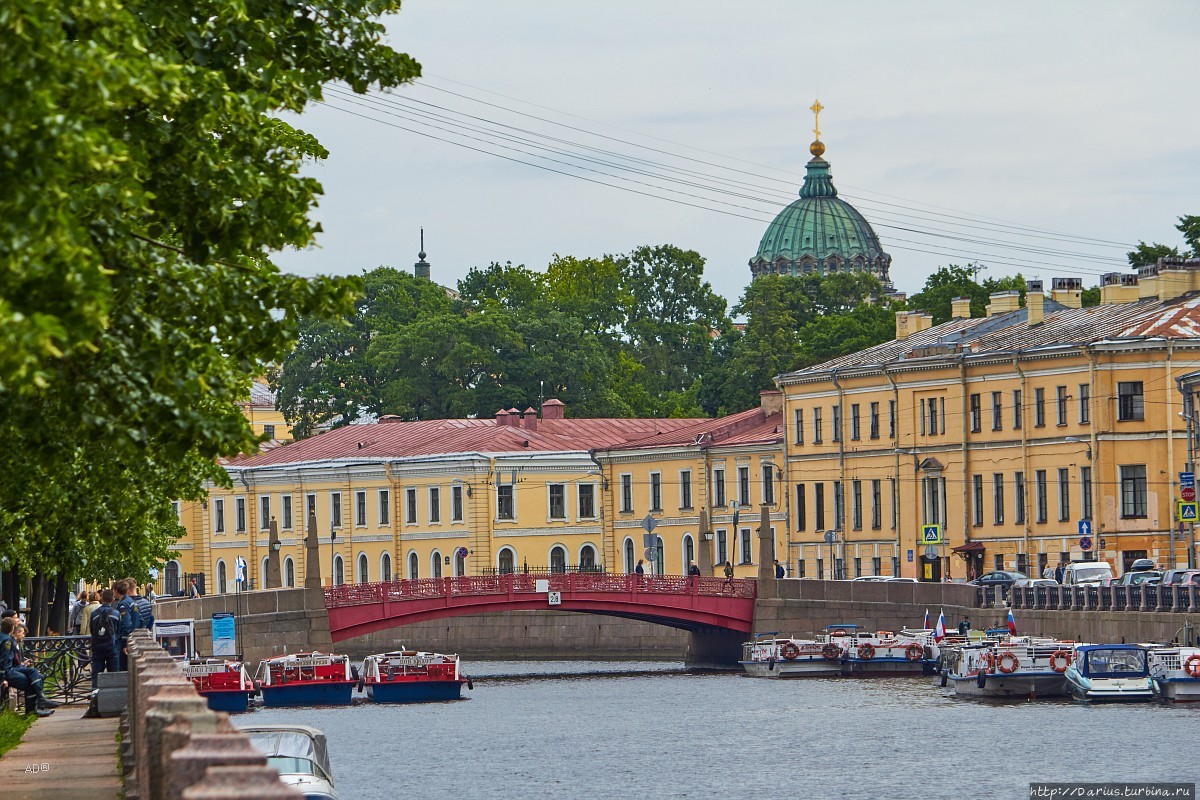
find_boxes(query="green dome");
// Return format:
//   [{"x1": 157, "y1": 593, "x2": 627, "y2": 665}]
[{"x1": 749, "y1": 154, "x2": 892, "y2": 288}]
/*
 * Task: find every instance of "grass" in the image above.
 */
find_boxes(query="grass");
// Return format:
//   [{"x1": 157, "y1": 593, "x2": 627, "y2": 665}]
[{"x1": 0, "y1": 708, "x2": 33, "y2": 758}]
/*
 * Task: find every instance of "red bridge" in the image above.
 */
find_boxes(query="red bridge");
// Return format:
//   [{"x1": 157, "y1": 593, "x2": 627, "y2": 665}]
[{"x1": 324, "y1": 573, "x2": 758, "y2": 642}]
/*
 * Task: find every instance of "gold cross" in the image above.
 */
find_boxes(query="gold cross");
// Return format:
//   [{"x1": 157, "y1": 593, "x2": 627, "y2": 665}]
[{"x1": 810, "y1": 99, "x2": 824, "y2": 140}]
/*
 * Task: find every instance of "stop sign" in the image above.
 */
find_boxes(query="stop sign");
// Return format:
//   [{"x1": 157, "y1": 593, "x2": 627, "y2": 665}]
[{"x1": 1183, "y1": 487, "x2": 1197, "y2": 502}]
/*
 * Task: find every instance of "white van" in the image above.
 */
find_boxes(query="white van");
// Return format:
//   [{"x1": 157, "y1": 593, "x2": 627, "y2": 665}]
[{"x1": 1061, "y1": 561, "x2": 1114, "y2": 586}]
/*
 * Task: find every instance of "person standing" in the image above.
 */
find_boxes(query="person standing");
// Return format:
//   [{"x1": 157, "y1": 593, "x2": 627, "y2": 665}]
[
  {"x1": 187, "y1": 577, "x2": 202, "y2": 599},
  {"x1": 78, "y1": 592, "x2": 102, "y2": 637},
  {"x1": 67, "y1": 590, "x2": 87, "y2": 634},
  {"x1": 688, "y1": 561, "x2": 701, "y2": 577},
  {"x1": 89, "y1": 589, "x2": 121, "y2": 688},
  {"x1": 113, "y1": 580, "x2": 141, "y2": 670},
  {"x1": 130, "y1": 579, "x2": 155, "y2": 631},
  {"x1": 1054, "y1": 562, "x2": 1065, "y2": 584},
  {"x1": 723, "y1": 560, "x2": 735, "y2": 590},
  {"x1": 774, "y1": 559, "x2": 786, "y2": 579}
]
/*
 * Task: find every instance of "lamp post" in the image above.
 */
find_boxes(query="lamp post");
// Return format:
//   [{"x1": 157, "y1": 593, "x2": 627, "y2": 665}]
[
  {"x1": 330, "y1": 528, "x2": 337, "y2": 587},
  {"x1": 1064, "y1": 437, "x2": 1096, "y2": 562}
]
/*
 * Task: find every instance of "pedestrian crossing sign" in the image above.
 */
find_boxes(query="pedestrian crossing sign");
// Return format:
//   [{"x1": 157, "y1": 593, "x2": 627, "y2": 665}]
[
  {"x1": 920, "y1": 524, "x2": 943, "y2": 544},
  {"x1": 1177, "y1": 501, "x2": 1199, "y2": 523}
]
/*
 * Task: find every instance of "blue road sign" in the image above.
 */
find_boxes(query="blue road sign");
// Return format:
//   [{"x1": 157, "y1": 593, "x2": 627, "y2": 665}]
[
  {"x1": 1079, "y1": 535, "x2": 1093, "y2": 551},
  {"x1": 907, "y1": 549, "x2": 914, "y2": 563},
  {"x1": 1077, "y1": 519, "x2": 1092, "y2": 537},
  {"x1": 1181, "y1": 471, "x2": 1195, "y2": 489},
  {"x1": 1177, "y1": 501, "x2": 1199, "y2": 523}
]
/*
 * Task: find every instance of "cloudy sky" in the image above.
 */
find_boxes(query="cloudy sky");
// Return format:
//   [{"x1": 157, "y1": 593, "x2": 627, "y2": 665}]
[{"x1": 276, "y1": 1, "x2": 1199, "y2": 311}]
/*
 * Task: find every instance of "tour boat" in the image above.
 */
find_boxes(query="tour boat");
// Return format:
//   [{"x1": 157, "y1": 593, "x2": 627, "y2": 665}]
[
  {"x1": 183, "y1": 658, "x2": 258, "y2": 713},
  {"x1": 1064, "y1": 644, "x2": 1154, "y2": 703},
  {"x1": 361, "y1": 649, "x2": 471, "y2": 703},
  {"x1": 822, "y1": 625, "x2": 930, "y2": 676},
  {"x1": 1148, "y1": 646, "x2": 1200, "y2": 702},
  {"x1": 241, "y1": 724, "x2": 339, "y2": 800},
  {"x1": 739, "y1": 634, "x2": 843, "y2": 678},
  {"x1": 941, "y1": 637, "x2": 1072, "y2": 698},
  {"x1": 255, "y1": 652, "x2": 358, "y2": 707}
]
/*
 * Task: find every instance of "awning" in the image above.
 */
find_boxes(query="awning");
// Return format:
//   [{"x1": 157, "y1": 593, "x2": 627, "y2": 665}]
[{"x1": 951, "y1": 541, "x2": 985, "y2": 553}]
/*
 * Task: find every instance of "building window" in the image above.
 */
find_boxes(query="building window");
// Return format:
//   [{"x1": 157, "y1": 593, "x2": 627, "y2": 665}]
[
  {"x1": 851, "y1": 480, "x2": 863, "y2": 530},
  {"x1": 871, "y1": 479, "x2": 882, "y2": 530},
  {"x1": 498, "y1": 549, "x2": 513, "y2": 575},
  {"x1": 1118, "y1": 382, "x2": 1144, "y2": 421},
  {"x1": 991, "y1": 392, "x2": 1002, "y2": 431},
  {"x1": 1056, "y1": 386, "x2": 1068, "y2": 426},
  {"x1": 740, "y1": 529, "x2": 752, "y2": 564},
  {"x1": 621, "y1": 474, "x2": 633, "y2": 513},
  {"x1": 1081, "y1": 466, "x2": 1093, "y2": 520},
  {"x1": 738, "y1": 467, "x2": 750, "y2": 507},
  {"x1": 761, "y1": 465, "x2": 774, "y2": 506},
  {"x1": 217, "y1": 560, "x2": 227, "y2": 594},
  {"x1": 578, "y1": 484, "x2": 596, "y2": 518},
  {"x1": 452, "y1": 485, "x2": 464, "y2": 522},
  {"x1": 235, "y1": 498, "x2": 246, "y2": 532},
  {"x1": 814, "y1": 483, "x2": 825, "y2": 530},
  {"x1": 429, "y1": 487, "x2": 441, "y2": 523},
  {"x1": 330, "y1": 492, "x2": 341, "y2": 528},
  {"x1": 282, "y1": 495, "x2": 292, "y2": 530},
  {"x1": 1079, "y1": 383, "x2": 1090, "y2": 424},
  {"x1": 970, "y1": 394, "x2": 981, "y2": 433},
  {"x1": 1013, "y1": 389, "x2": 1023, "y2": 429},
  {"x1": 332, "y1": 555, "x2": 344, "y2": 586},
  {"x1": 833, "y1": 481, "x2": 844, "y2": 529},
  {"x1": 405, "y1": 488, "x2": 417, "y2": 524},
  {"x1": 358, "y1": 553, "x2": 369, "y2": 584},
  {"x1": 716, "y1": 530, "x2": 728, "y2": 565},
  {"x1": 260, "y1": 496, "x2": 271, "y2": 530},
  {"x1": 497, "y1": 485, "x2": 514, "y2": 520},
  {"x1": 872, "y1": 556, "x2": 882, "y2": 576},
  {"x1": 854, "y1": 557, "x2": 862, "y2": 578},
  {"x1": 548, "y1": 484, "x2": 566, "y2": 519},
  {"x1": 381, "y1": 552, "x2": 392, "y2": 582},
  {"x1": 850, "y1": 403, "x2": 861, "y2": 440},
  {"x1": 624, "y1": 539, "x2": 635, "y2": 573},
  {"x1": 355, "y1": 491, "x2": 366, "y2": 526},
  {"x1": 993, "y1": 474, "x2": 1005, "y2": 525},
  {"x1": 409, "y1": 552, "x2": 420, "y2": 579},
  {"x1": 262, "y1": 424, "x2": 275, "y2": 439},
  {"x1": 794, "y1": 409, "x2": 804, "y2": 445},
  {"x1": 796, "y1": 484, "x2": 806, "y2": 530},
  {"x1": 649, "y1": 472, "x2": 662, "y2": 512},
  {"x1": 869, "y1": 402, "x2": 880, "y2": 439},
  {"x1": 1034, "y1": 388, "x2": 1046, "y2": 427},
  {"x1": 1035, "y1": 470, "x2": 1047, "y2": 523},
  {"x1": 306, "y1": 493, "x2": 316, "y2": 525},
  {"x1": 889, "y1": 478, "x2": 898, "y2": 529},
  {"x1": 214, "y1": 498, "x2": 225, "y2": 533},
  {"x1": 1120, "y1": 465, "x2": 1147, "y2": 517},
  {"x1": 378, "y1": 490, "x2": 390, "y2": 526},
  {"x1": 813, "y1": 407, "x2": 823, "y2": 443},
  {"x1": 284, "y1": 557, "x2": 295, "y2": 588},
  {"x1": 1014, "y1": 473, "x2": 1026, "y2": 524},
  {"x1": 920, "y1": 398, "x2": 926, "y2": 435},
  {"x1": 679, "y1": 470, "x2": 692, "y2": 509},
  {"x1": 832, "y1": 405, "x2": 842, "y2": 442},
  {"x1": 888, "y1": 400, "x2": 896, "y2": 439},
  {"x1": 973, "y1": 475, "x2": 983, "y2": 527},
  {"x1": 817, "y1": 558, "x2": 825, "y2": 580},
  {"x1": 1058, "y1": 468, "x2": 1070, "y2": 521},
  {"x1": 798, "y1": 559, "x2": 806, "y2": 578},
  {"x1": 922, "y1": 476, "x2": 943, "y2": 525},
  {"x1": 713, "y1": 467, "x2": 726, "y2": 507}
]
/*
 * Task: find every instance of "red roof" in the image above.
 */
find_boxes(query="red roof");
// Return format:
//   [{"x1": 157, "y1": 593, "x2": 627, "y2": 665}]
[{"x1": 605, "y1": 407, "x2": 783, "y2": 451}]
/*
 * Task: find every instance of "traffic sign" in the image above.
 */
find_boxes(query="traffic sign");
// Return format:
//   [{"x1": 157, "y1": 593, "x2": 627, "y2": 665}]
[
  {"x1": 1184, "y1": 488, "x2": 1197, "y2": 503},
  {"x1": 1177, "y1": 501, "x2": 1199, "y2": 523},
  {"x1": 641, "y1": 515, "x2": 658, "y2": 534},
  {"x1": 906, "y1": 549, "x2": 914, "y2": 563},
  {"x1": 644, "y1": 548, "x2": 653, "y2": 561},
  {"x1": 1079, "y1": 535, "x2": 1093, "y2": 551},
  {"x1": 1077, "y1": 519, "x2": 1092, "y2": 537},
  {"x1": 924, "y1": 544, "x2": 939, "y2": 559},
  {"x1": 920, "y1": 524, "x2": 943, "y2": 544},
  {"x1": 824, "y1": 530, "x2": 837, "y2": 544},
  {"x1": 1181, "y1": 471, "x2": 1195, "y2": 488},
  {"x1": 547, "y1": 591, "x2": 561, "y2": 606}
]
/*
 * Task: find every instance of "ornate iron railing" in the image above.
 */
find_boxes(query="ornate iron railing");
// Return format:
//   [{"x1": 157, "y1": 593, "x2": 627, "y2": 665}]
[
  {"x1": 21, "y1": 635, "x2": 94, "y2": 703},
  {"x1": 998, "y1": 584, "x2": 1200, "y2": 613},
  {"x1": 325, "y1": 573, "x2": 757, "y2": 608}
]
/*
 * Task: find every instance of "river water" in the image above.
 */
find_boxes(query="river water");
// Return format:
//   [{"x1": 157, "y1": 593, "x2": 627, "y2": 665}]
[{"x1": 242, "y1": 661, "x2": 1199, "y2": 799}]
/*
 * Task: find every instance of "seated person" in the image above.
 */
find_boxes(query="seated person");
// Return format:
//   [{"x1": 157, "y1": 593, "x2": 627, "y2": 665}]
[{"x1": 0, "y1": 618, "x2": 57, "y2": 716}]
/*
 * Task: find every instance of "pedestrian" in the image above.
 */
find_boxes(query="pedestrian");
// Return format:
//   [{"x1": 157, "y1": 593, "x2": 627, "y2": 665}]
[
  {"x1": 79, "y1": 591, "x2": 102, "y2": 637},
  {"x1": 67, "y1": 590, "x2": 88, "y2": 635},
  {"x1": 958, "y1": 617, "x2": 970, "y2": 636},
  {"x1": 144, "y1": 583, "x2": 157, "y2": 604},
  {"x1": 187, "y1": 577, "x2": 202, "y2": 599},
  {"x1": 130, "y1": 579, "x2": 155, "y2": 631},
  {"x1": 774, "y1": 559, "x2": 785, "y2": 579},
  {"x1": 0, "y1": 619, "x2": 58, "y2": 716},
  {"x1": 723, "y1": 560, "x2": 734, "y2": 590},
  {"x1": 88, "y1": 589, "x2": 121, "y2": 689},
  {"x1": 688, "y1": 560, "x2": 701, "y2": 577},
  {"x1": 1054, "y1": 562, "x2": 1065, "y2": 584},
  {"x1": 113, "y1": 579, "x2": 141, "y2": 670}
]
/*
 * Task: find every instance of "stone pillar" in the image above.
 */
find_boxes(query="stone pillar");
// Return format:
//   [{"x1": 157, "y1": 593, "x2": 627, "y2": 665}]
[
  {"x1": 698, "y1": 509, "x2": 714, "y2": 577},
  {"x1": 757, "y1": 503, "x2": 774, "y2": 582},
  {"x1": 266, "y1": 519, "x2": 282, "y2": 589},
  {"x1": 304, "y1": 510, "x2": 322, "y2": 589},
  {"x1": 182, "y1": 765, "x2": 303, "y2": 799}
]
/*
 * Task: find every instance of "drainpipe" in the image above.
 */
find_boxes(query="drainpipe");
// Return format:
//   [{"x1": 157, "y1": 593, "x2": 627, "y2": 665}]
[
  {"x1": 1085, "y1": 344, "x2": 1100, "y2": 553},
  {"x1": 1013, "y1": 351, "x2": 1031, "y2": 571},
  {"x1": 1166, "y1": 339, "x2": 1177, "y2": 568},
  {"x1": 589, "y1": 449, "x2": 617, "y2": 572},
  {"x1": 883, "y1": 365, "x2": 903, "y2": 574},
  {"x1": 958, "y1": 353, "x2": 970, "y2": 579}
]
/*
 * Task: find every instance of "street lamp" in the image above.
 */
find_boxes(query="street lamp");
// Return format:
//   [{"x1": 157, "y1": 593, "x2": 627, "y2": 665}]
[
  {"x1": 330, "y1": 529, "x2": 337, "y2": 587},
  {"x1": 1063, "y1": 436, "x2": 1092, "y2": 461}
]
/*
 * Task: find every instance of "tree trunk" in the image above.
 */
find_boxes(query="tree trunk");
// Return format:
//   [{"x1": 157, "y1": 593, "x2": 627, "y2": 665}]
[
  {"x1": 1, "y1": 565, "x2": 18, "y2": 610},
  {"x1": 48, "y1": 573, "x2": 70, "y2": 635},
  {"x1": 28, "y1": 572, "x2": 46, "y2": 636}
]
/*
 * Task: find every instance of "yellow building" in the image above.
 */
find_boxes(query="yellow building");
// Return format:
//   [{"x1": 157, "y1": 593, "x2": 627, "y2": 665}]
[{"x1": 777, "y1": 262, "x2": 1200, "y2": 582}]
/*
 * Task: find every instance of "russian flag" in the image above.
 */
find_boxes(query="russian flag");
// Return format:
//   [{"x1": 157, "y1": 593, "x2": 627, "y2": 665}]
[
  {"x1": 934, "y1": 610, "x2": 946, "y2": 642},
  {"x1": 1007, "y1": 608, "x2": 1017, "y2": 636},
  {"x1": 923, "y1": 609, "x2": 930, "y2": 630}
]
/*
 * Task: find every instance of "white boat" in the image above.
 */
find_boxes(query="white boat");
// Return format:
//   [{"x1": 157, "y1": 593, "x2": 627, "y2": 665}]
[
  {"x1": 824, "y1": 625, "x2": 930, "y2": 676},
  {"x1": 1148, "y1": 646, "x2": 1200, "y2": 702},
  {"x1": 362, "y1": 649, "x2": 471, "y2": 702},
  {"x1": 739, "y1": 634, "x2": 842, "y2": 678},
  {"x1": 1064, "y1": 644, "x2": 1154, "y2": 703},
  {"x1": 943, "y1": 637, "x2": 1072, "y2": 698},
  {"x1": 240, "y1": 723, "x2": 339, "y2": 800},
  {"x1": 254, "y1": 652, "x2": 358, "y2": 707}
]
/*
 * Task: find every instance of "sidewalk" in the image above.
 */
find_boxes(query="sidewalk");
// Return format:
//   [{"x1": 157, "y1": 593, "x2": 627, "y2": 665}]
[{"x1": 0, "y1": 704, "x2": 122, "y2": 799}]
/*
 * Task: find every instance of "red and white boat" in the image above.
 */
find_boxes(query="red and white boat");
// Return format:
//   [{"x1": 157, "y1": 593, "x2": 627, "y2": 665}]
[
  {"x1": 184, "y1": 659, "x2": 257, "y2": 713},
  {"x1": 739, "y1": 634, "x2": 842, "y2": 678},
  {"x1": 362, "y1": 650, "x2": 471, "y2": 703},
  {"x1": 255, "y1": 652, "x2": 358, "y2": 708}
]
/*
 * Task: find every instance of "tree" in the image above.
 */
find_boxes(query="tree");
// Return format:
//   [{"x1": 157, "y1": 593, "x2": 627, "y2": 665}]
[{"x1": 1128, "y1": 215, "x2": 1200, "y2": 267}]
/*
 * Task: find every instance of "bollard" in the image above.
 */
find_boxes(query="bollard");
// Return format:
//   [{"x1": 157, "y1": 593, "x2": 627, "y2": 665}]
[
  {"x1": 145, "y1": 692, "x2": 214, "y2": 800},
  {"x1": 182, "y1": 765, "x2": 303, "y2": 799}
]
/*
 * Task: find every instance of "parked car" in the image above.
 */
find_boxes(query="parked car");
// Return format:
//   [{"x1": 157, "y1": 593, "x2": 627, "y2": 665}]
[
  {"x1": 1128, "y1": 558, "x2": 1157, "y2": 572},
  {"x1": 1111, "y1": 570, "x2": 1163, "y2": 587},
  {"x1": 970, "y1": 571, "x2": 1028, "y2": 592},
  {"x1": 886, "y1": 577, "x2": 919, "y2": 583},
  {"x1": 851, "y1": 575, "x2": 891, "y2": 582},
  {"x1": 1161, "y1": 569, "x2": 1200, "y2": 587},
  {"x1": 1011, "y1": 577, "x2": 1058, "y2": 589},
  {"x1": 1061, "y1": 561, "x2": 1114, "y2": 586}
]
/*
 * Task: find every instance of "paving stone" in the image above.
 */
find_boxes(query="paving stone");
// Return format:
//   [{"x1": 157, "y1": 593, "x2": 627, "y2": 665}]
[{"x1": 0, "y1": 704, "x2": 121, "y2": 800}]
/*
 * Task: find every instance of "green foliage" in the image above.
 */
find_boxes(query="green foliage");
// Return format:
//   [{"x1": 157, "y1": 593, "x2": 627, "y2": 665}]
[
  {"x1": 0, "y1": 708, "x2": 33, "y2": 757},
  {"x1": 1128, "y1": 215, "x2": 1200, "y2": 267},
  {"x1": 1081, "y1": 286, "x2": 1101, "y2": 307},
  {"x1": 0, "y1": 0, "x2": 420, "y2": 580}
]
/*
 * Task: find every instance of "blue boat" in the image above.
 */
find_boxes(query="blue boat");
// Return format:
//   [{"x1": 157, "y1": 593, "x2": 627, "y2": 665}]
[
  {"x1": 255, "y1": 652, "x2": 358, "y2": 708},
  {"x1": 362, "y1": 650, "x2": 470, "y2": 704},
  {"x1": 1064, "y1": 644, "x2": 1153, "y2": 703},
  {"x1": 185, "y1": 659, "x2": 258, "y2": 713}
]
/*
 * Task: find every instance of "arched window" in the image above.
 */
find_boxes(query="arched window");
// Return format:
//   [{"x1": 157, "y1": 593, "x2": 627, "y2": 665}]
[
  {"x1": 550, "y1": 546, "x2": 567, "y2": 574},
  {"x1": 408, "y1": 552, "x2": 419, "y2": 580},
  {"x1": 431, "y1": 551, "x2": 443, "y2": 579},
  {"x1": 332, "y1": 554, "x2": 344, "y2": 586},
  {"x1": 284, "y1": 557, "x2": 295, "y2": 588},
  {"x1": 653, "y1": 536, "x2": 665, "y2": 575},
  {"x1": 498, "y1": 548, "x2": 515, "y2": 575},
  {"x1": 380, "y1": 552, "x2": 392, "y2": 583},
  {"x1": 358, "y1": 552, "x2": 369, "y2": 584},
  {"x1": 165, "y1": 561, "x2": 181, "y2": 596},
  {"x1": 579, "y1": 544, "x2": 597, "y2": 573},
  {"x1": 455, "y1": 548, "x2": 466, "y2": 577},
  {"x1": 261, "y1": 557, "x2": 269, "y2": 589},
  {"x1": 216, "y1": 560, "x2": 227, "y2": 594},
  {"x1": 683, "y1": 535, "x2": 695, "y2": 571},
  {"x1": 624, "y1": 539, "x2": 635, "y2": 573}
]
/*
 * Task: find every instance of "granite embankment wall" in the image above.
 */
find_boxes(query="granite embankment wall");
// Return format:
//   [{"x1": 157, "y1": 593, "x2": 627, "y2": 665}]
[{"x1": 980, "y1": 607, "x2": 1200, "y2": 644}]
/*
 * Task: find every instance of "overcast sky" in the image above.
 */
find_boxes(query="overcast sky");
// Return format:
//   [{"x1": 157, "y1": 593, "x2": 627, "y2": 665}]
[{"x1": 276, "y1": 1, "x2": 1199, "y2": 311}]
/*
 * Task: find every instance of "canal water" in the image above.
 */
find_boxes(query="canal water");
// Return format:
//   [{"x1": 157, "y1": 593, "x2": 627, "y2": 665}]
[{"x1": 242, "y1": 661, "x2": 1199, "y2": 799}]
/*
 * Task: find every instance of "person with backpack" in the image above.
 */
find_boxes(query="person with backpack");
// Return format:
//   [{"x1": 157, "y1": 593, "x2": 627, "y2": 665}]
[
  {"x1": 128, "y1": 579, "x2": 154, "y2": 632},
  {"x1": 112, "y1": 580, "x2": 140, "y2": 670},
  {"x1": 89, "y1": 589, "x2": 121, "y2": 688}
]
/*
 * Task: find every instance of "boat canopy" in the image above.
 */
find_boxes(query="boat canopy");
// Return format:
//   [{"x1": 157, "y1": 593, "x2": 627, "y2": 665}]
[
  {"x1": 240, "y1": 724, "x2": 332, "y2": 781},
  {"x1": 1076, "y1": 645, "x2": 1148, "y2": 679}
]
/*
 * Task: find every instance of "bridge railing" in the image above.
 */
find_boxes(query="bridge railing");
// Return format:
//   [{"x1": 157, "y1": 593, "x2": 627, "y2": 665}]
[
  {"x1": 997, "y1": 584, "x2": 1200, "y2": 613},
  {"x1": 324, "y1": 573, "x2": 757, "y2": 608}
]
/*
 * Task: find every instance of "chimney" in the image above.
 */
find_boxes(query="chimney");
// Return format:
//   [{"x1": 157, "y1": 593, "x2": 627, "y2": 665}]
[
  {"x1": 986, "y1": 290, "x2": 1020, "y2": 317},
  {"x1": 1026, "y1": 280, "x2": 1045, "y2": 326},
  {"x1": 522, "y1": 407, "x2": 538, "y2": 431},
  {"x1": 887, "y1": 291, "x2": 907, "y2": 305},
  {"x1": 1100, "y1": 272, "x2": 1139, "y2": 304},
  {"x1": 540, "y1": 398, "x2": 566, "y2": 420},
  {"x1": 1155, "y1": 257, "x2": 1200, "y2": 301},
  {"x1": 506, "y1": 408, "x2": 522, "y2": 427},
  {"x1": 895, "y1": 310, "x2": 933, "y2": 340},
  {"x1": 759, "y1": 389, "x2": 782, "y2": 417},
  {"x1": 951, "y1": 296, "x2": 972, "y2": 320},
  {"x1": 378, "y1": 415, "x2": 404, "y2": 424},
  {"x1": 1050, "y1": 277, "x2": 1082, "y2": 309},
  {"x1": 495, "y1": 408, "x2": 510, "y2": 427},
  {"x1": 1138, "y1": 263, "x2": 1161, "y2": 300}
]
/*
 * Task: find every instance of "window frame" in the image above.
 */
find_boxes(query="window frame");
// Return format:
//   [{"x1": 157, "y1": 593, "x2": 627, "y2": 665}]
[
  {"x1": 1118, "y1": 382, "x2": 1144, "y2": 422},
  {"x1": 405, "y1": 488, "x2": 418, "y2": 525},
  {"x1": 1120, "y1": 464, "x2": 1148, "y2": 518},
  {"x1": 548, "y1": 483, "x2": 567, "y2": 520},
  {"x1": 679, "y1": 470, "x2": 692, "y2": 510},
  {"x1": 354, "y1": 490, "x2": 367, "y2": 527},
  {"x1": 429, "y1": 486, "x2": 441, "y2": 524},
  {"x1": 991, "y1": 392, "x2": 1003, "y2": 431},
  {"x1": 378, "y1": 489, "x2": 390, "y2": 526}
]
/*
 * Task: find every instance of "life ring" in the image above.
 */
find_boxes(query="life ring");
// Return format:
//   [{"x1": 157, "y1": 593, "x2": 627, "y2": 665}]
[
  {"x1": 997, "y1": 651, "x2": 1019, "y2": 674},
  {"x1": 780, "y1": 642, "x2": 801, "y2": 661},
  {"x1": 822, "y1": 643, "x2": 842, "y2": 660},
  {"x1": 857, "y1": 643, "x2": 876, "y2": 660},
  {"x1": 1185, "y1": 654, "x2": 1200, "y2": 678},
  {"x1": 905, "y1": 643, "x2": 924, "y2": 662},
  {"x1": 1050, "y1": 650, "x2": 1073, "y2": 673},
  {"x1": 830, "y1": 628, "x2": 848, "y2": 637}
]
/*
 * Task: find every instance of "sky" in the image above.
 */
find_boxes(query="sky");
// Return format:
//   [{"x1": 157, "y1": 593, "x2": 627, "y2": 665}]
[{"x1": 275, "y1": 1, "x2": 1200, "y2": 312}]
